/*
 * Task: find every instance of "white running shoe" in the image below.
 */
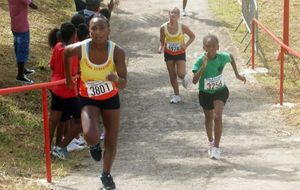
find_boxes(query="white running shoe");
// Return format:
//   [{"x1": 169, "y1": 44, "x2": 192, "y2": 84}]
[
  {"x1": 207, "y1": 140, "x2": 215, "y2": 156},
  {"x1": 100, "y1": 132, "x2": 105, "y2": 140},
  {"x1": 210, "y1": 147, "x2": 221, "y2": 160},
  {"x1": 74, "y1": 136, "x2": 86, "y2": 146},
  {"x1": 52, "y1": 146, "x2": 69, "y2": 160},
  {"x1": 170, "y1": 95, "x2": 182, "y2": 104},
  {"x1": 182, "y1": 10, "x2": 188, "y2": 16},
  {"x1": 67, "y1": 139, "x2": 86, "y2": 152},
  {"x1": 182, "y1": 74, "x2": 189, "y2": 89}
]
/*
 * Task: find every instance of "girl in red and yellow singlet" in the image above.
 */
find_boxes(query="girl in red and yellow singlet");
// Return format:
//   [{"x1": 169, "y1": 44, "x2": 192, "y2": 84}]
[
  {"x1": 158, "y1": 7, "x2": 195, "y2": 104},
  {"x1": 79, "y1": 38, "x2": 119, "y2": 100},
  {"x1": 64, "y1": 14, "x2": 127, "y2": 190}
]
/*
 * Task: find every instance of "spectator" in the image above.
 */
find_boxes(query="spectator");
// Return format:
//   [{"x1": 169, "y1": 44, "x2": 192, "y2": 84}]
[
  {"x1": 76, "y1": 0, "x2": 101, "y2": 25},
  {"x1": 8, "y1": 0, "x2": 38, "y2": 84},
  {"x1": 48, "y1": 22, "x2": 83, "y2": 160},
  {"x1": 70, "y1": 14, "x2": 89, "y2": 41},
  {"x1": 74, "y1": 0, "x2": 86, "y2": 12},
  {"x1": 99, "y1": 8, "x2": 111, "y2": 20}
]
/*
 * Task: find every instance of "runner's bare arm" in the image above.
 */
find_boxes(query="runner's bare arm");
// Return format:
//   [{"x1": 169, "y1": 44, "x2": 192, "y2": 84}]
[
  {"x1": 192, "y1": 55, "x2": 207, "y2": 84},
  {"x1": 182, "y1": 24, "x2": 195, "y2": 50},
  {"x1": 113, "y1": 45, "x2": 127, "y2": 89},
  {"x1": 64, "y1": 42, "x2": 82, "y2": 89},
  {"x1": 230, "y1": 54, "x2": 246, "y2": 84},
  {"x1": 158, "y1": 26, "x2": 165, "y2": 53}
]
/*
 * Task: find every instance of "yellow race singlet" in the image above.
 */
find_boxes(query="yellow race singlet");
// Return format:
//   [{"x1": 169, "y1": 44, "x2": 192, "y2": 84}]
[
  {"x1": 163, "y1": 22, "x2": 185, "y2": 55},
  {"x1": 79, "y1": 39, "x2": 118, "y2": 100}
]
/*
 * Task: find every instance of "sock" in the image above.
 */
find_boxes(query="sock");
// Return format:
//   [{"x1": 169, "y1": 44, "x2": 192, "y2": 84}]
[{"x1": 17, "y1": 62, "x2": 25, "y2": 78}]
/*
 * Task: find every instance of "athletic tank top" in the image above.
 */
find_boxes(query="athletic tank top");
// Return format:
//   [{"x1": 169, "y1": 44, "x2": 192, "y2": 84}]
[
  {"x1": 79, "y1": 39, "x2": 118, "y2": 100},
  {"x1": 163, "y1": 22, "x2": 185, "y2": 55}
]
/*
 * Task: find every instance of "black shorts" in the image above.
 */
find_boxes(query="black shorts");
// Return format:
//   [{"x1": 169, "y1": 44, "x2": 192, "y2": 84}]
[
  {"x1": 60, "y1": 109, "x2": 71, "y2": 122},
  {"x1": 50, "y1": 91, "x2": 81, "y2": 120},
  {"x1": 80, "y1": 93, "x2": 120, "y2": 110},
  {"x1": 164, "y1": 52, "x2": 186, "y2": 62},
  {"x1": 198, "y1": 87, "x2": 229, "y2": 110}
]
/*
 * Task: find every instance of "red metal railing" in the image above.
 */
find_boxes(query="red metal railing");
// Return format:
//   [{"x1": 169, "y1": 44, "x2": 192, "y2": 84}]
[
  {"x1": 0, "y1": 78, "x2": 76, "y2": 183},
  {"x1": 251, "y1": 18, "x2": 300, "y2": 105}
]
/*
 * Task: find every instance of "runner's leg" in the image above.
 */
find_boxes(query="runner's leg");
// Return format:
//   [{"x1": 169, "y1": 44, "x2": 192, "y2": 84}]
[
  {"x1": 175, "y1": 60, "x2": 186, "y2": 79},
  {"x1": 213, "y1": 100, "x2": 224, "y2": 148},
  {"x1": 203, "y1": 109, "x2": 214, "y2": 142},
  {"x1": 166, "y1": 60, "x2": 179, "y2": 95},
  {"x1": 49, "y1": 110, "x2": 63, "y2": 146},
  {"x1": 183, "y1": 0, "x2": 188, "y2": 10},
  {"x1": 81, "y1": 106, "x2": 101, "y2": 146},
  {"x1": 102, "y1": 109, "x2": 120, "y2": 173}
]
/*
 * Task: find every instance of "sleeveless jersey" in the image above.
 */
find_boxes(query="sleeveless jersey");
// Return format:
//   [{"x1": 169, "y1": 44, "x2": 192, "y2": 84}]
[
  {"x1": 163, "y1": 22, "x2": 185, "y2": 55},
  {"x1": 79, "y1": 39, "x2": 118, "y2": 100}
]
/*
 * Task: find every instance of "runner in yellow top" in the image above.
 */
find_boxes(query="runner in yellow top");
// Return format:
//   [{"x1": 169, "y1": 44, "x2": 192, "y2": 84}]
[
  {"x1": 79, "y1": 38, "x2": 119, "y2": 100},
  {"x1": 64, "y1": 14, "x2": 127, "y2": 190},
  {"x1": 158, "y1": 7, "x2": 195, "y2": 104}
]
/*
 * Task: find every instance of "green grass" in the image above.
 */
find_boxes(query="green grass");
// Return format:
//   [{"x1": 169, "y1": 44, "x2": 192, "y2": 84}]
[{"x1": 208, "y1": 0, "x2": 300, "y2": 126}]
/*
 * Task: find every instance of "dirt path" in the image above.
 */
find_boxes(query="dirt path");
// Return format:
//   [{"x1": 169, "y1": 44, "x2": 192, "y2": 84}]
[{"x1": 51, "y1": 0, "x2": 300, "y2": 189}]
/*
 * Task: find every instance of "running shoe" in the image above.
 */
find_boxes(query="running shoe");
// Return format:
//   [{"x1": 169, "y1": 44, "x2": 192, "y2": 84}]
[
  {"x1": 74, "y1": 136, "x2": 86, "y2": 146},
  {"x1": 182, "y1": 10, "x2": 188, "y2": 16},
  {"x1": 100, "y1": 132, "x2": 105, "y2": 141},
  {"x1": 24, "y1": 68, "x2": 35, "y2": 76},
  {"x1": 16, "y1": 76, "x2": 34, "y2": 84},
  {"x1": 89, "y1": 142, "x2": 102, "y2": 161},
  {"x1": 207, "y1": 140, "x2": 214, "y2": 156},
  {"x1": 67, "y1": 139, "x2": 86, "y2": 152},
  {"x1": 101, "y1": 172, "x2": 116, "y2": 190},
  {"x1": 52, "y1": 146, "x2": 69, "y2": 160},
  {"x1": 170, "y1": 95, "x2": 182, "y2": 104},
  {"x1": 182, "y1": 74, "x2": 189, "y2": 88},
  {"x1": 210, "y1": 147, "x2": 221, "y2": 160}
]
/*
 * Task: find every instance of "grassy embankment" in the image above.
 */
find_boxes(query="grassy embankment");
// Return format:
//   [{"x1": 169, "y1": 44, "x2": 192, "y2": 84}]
[
  {"x1": 208, "y1": 0, "x2": 300, "y2": 128},
  {"x1": 0, "y1": 0, "x2": 90, "y2": 189}
]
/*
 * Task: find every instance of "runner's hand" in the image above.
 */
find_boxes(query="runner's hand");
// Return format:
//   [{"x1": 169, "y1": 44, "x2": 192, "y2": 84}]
[
  {"x1": 158, "y1": 46, "x2": 163, "y2": 54},
  {"x1": 181, "y1": 43, "x2": 187, "y2": 51},
  {"x1": 237, "y1": 74, "x2": 246, "y2": 84},
  {"x1": 106, "y1": 72, "x2": 118, "y2": 82},
  {"x1": 202, "y1": 53, "x2": 208, "y2": 69}
]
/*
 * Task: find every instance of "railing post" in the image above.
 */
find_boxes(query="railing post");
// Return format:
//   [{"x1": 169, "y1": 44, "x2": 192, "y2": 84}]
[
  {"x1": 42, "y1": 88, "x2": 51, "y2": 182},
  {"x1": 251, "y1": 19, "x2": 255, "y2": 69},
  {"x1": 283, "y1": 0, "x2": 289, "y2": 49},
  {"x1": 279, "y1": 47, "x2": 284, "y2": 105}
]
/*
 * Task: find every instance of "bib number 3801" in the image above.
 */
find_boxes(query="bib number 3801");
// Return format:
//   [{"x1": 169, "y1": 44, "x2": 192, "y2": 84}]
[{"x1": 86, "y1": 81, "x2": 113, "y2": 97}]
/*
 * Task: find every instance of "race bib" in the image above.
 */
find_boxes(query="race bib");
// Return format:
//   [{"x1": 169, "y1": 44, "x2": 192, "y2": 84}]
[
  {"x1": 86, "y1": 81, "x2": 113, "y2": 97},
  {"x1": 166, "y1": 42, "x2": 181, "y2": 52},
  {"x1": 204, "y1": 74, "x2": 225, "y2": 90}
]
